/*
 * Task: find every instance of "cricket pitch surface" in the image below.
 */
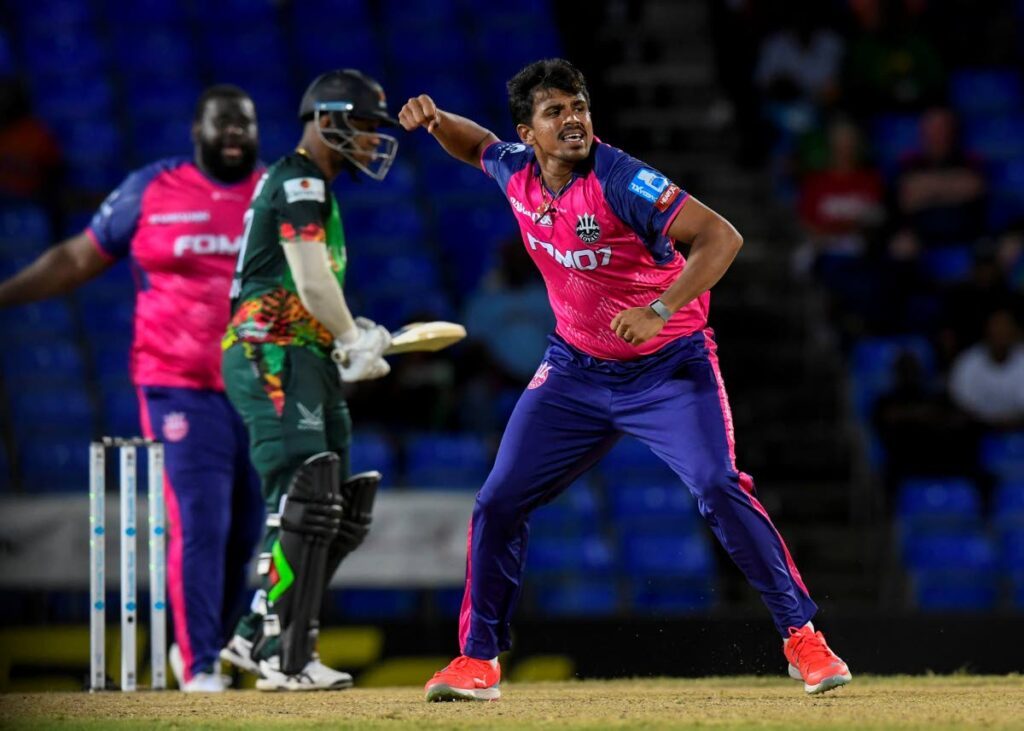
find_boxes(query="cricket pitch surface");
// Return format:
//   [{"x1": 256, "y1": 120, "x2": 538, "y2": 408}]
[{"x1": 4, "y1": 676, "x2": 1023, "y2": 730}]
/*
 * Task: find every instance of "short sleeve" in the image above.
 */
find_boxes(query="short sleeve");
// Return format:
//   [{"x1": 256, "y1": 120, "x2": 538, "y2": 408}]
[
  {"x1": 274, "y1": 176, "x2": 330, "y2": 243},
  {"x1": 86, "y1": 164, "x2": 163, "y2": 259},
  {"x1": 596, "y1": 145, "x2": 688, "y2": 263},
  {"x1": 480, "y1": 141, "x2": 534, "y2": 192}
]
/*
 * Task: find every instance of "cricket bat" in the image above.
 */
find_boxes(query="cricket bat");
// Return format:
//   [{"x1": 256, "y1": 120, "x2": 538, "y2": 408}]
[{"x1": 384, "y1": 321, "x2": 467, "y2": 355}]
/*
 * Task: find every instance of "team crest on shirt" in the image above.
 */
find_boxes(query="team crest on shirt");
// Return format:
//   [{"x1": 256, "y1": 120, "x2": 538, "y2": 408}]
[
  {"x1": 528, "y1": 362, "x2": 552, "y2": 390},
  {"x1": 162, "y1": 412, "x2": 189, "y2": 442},
  {"x1": 575, "y1": 213, "x2": 601, "y2": 244}
]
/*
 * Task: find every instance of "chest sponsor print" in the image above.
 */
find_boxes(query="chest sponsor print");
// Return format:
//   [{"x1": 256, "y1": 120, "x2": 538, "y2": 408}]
[{"x1": 527, "y1": 233, "x2": 612, "y2": 271}]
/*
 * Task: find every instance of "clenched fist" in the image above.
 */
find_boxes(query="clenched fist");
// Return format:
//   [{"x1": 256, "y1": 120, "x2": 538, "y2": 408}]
[{"x1": 399, "y1": 94, "x2": 443, "y2": 134}]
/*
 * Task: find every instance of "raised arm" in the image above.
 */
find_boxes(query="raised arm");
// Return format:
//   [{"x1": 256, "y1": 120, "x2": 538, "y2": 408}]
[
  {"x1": 0, "y1": 232, "x2": 112, "y2": 307},
  {"x1": 398, "y1": 95, "x2": 499, "y2": 170}
]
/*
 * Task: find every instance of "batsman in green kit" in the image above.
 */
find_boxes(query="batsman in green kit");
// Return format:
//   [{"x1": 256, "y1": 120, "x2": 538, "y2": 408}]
[{"x1": 220, "y1": 69, "x2": 401, "y2": 691}]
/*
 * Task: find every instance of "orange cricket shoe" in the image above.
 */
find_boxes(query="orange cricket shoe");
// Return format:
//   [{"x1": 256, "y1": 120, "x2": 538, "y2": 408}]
[
  {"x1": 784, "y1": 623, "x2": 852, "y2": 694},
  {"x1": 424, "y1": 655, "x2": 501, "y2": 702}
]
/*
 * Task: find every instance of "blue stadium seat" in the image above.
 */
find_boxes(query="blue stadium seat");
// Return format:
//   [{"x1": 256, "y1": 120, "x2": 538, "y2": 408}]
[
  {"x1": 629, "y1": 579, "x2": 716, "y2": 614},
  {"x1": 22, "y1": 30, "x2": 107, "y2": 81},
  {"x1": 18, "y1": 435, "x2": 91, "y2": 492},
  {"x1": 1, "y1": 341, "x2": 87, "y2": 388},
  {"x1": 949, "y1": 69, "x2": 1024, "y2": 117},
  {"x1": 529, "y1": 479, "x2": 602, "y2": 537},
  {"x1": 60, "y1": 121, "x2": 122, "y2": 170},
  {"x1": 920, "y1": 245, "x2": 974, "y2": 283},
  {"x1": 903, "y1": 530, "x2": 999, "y2": 611},
  {"x1": 621, "y1": 532, "x2": 715, "y2": 579},
  {"x1": 980, "y1": 432, "x2": 1024, "y2": 481},
  {"x1": 405, "y1": 433, "x2": 491, "y2": 489},
  {"x1": 987, "y1": 158, "x2": 1024, "y2": 230},
  {"x1": 0, "y1": 300, "x2": 74, "y2": 341},
  {"x1": 609, "y1": 481, "x2": 699, "y2": 530},
  {"x1": 434, "y1": 198, "x2": 519, "y2": 290},
  {"x1": 993, "y1": 482, "x2": 1024, "y2": 531},
  {"x1": 963, "y1": 115, "x2": 1024, "y2": 161},
  {"x1": 33, "y1": 77, "x2": 115, "y2": 123},
  {"x1": 9, "y1": 383, "x2": 93, "y2": 436},
  {"x1": 353, "y1": 289, "x2": 456, "y2": 328},
  {"x1": 849, "y1": 336, "x2": 935, "y2": 421},
  {"x1": 896, "y1": 478, "x2": 982, "y2": 530},
  {"x1": 0, "y1": 204, "x2": 51, "y2": 248},
  {"x1": 903, "y1": 531, "x2": 998, "y2": 572},
  {"x1": 528, "y1": 535, "x2": 616, "y2": 576},
  {"x1": 533, "y1": 578, "x2": 620, "y2": 616},
  {"x1": 334, "y1": 588, "x2": 418, "y2": 620},
  {"x1": 599, "y1": 436, "x2": 678, "y2": 485},
  {"x1": 870, "y1": 114, "x2": 920, "y2": 179},
  {"x1": 347, "y1": 253, "x2": 441, "y2": 296},
  {"x1": 431, "y1": 587, "x2": 466, "y2": 617},
  {"x1": 100, "y1": 381, "x2": 140, "y2": 438},
  {"x1": 350, "y1": 431, "x2": 398, "y2": 487},
  {"x1": 913, "y1": 573, "x2": 999, "y2": 611},
  {"x1": 340, "y1": 202, "x2": 426, "y2": 242}
]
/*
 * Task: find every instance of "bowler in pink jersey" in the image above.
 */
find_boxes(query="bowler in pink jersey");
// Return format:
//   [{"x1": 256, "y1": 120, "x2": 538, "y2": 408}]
[
  {"x1": 0, "y1": 85, "x2": 265, "y2": 692},
  {"x1": 400, "y1": 59, "x2": 852, "y2": 700}
]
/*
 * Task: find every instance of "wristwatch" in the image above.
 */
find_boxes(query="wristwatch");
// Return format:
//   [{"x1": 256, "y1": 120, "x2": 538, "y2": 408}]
[{"x1": 649, "y1": 298, "x2": 672, "y2": 322}]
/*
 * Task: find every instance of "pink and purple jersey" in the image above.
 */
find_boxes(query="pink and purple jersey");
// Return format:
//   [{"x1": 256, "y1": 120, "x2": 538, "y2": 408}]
[
  {"x1": 481, "y1": 140, "x2": 708, "y2": 361},
  {"x1": 87, "y1": 159, "x2": 262, "y2": 390}
]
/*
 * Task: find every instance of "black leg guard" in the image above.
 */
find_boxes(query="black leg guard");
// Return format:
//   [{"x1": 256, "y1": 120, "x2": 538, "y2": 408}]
[
  {"x1": 324, "y1": 470, "x2": 380, "y2": 585},
  {"x1": 263, "y1": 452, "x2": 342, "y2": 675}
]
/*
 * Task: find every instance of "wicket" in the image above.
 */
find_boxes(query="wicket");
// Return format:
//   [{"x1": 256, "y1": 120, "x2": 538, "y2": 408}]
[{"x1": 89, "y1": 437, "x2": 167, "y2": 692}]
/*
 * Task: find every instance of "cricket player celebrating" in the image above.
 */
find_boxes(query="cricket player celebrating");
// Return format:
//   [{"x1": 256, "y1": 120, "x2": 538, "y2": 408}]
[
  {"x1": 0, "y1": 85, "x2": 266, "y2": 692},
  {"x1": 219, "y1": 69, "x2": 395, "y2": 691},
  {"x1": 400, "y1": 59, "x2": 852, "y2": 700}
]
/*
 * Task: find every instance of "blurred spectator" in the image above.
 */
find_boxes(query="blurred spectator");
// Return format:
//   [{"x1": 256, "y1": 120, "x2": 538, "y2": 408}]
[
  {"x1": 457, "y1": 237, "x2": 555, "y2": 434},
  {"x1": 797, "y1": 119, "x2": 884, "y2": 266},
  {"x1": 949, "y1": 308, "x2": 1024, "y2": 429},
  {"x1": 895, "y1": 107, "x2": 987, "y2": 248},
  {"x1": 755, "y1": 5, "x2": 844, "y2": 113},
  {"x1": 0, "y1": 76, "x2": 63, "y2": 212},
  {"x1": 938, "y1": 248, "x2": 1024, "y2": 364},
  {"x1": 463, "y1": 236, "x2": 554, "y2": 383},
  {"x1": 873, "y1": 349, "x2": 979, "y2": 493},
  {"x1": 843, "y1": 0, "x2": 944, "y2": 116}
]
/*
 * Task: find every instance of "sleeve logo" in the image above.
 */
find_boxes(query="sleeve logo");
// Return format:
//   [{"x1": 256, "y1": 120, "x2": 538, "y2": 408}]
[
  {"x1": 497, "y1": 143, "x2": 528, "y2": 160},
  {"x1": 283, "y1": 177, "x2": 326, "y2": 203},
  {"x1": 628, "y1": 168, "x2": 670, "y2": 203},
  {"x1": 655, "y1": 184, "x2": 682, "y2": 212}
]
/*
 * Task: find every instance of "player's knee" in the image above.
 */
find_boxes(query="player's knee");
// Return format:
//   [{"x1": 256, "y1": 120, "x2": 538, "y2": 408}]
[
  {"x1": 473, "y1": 486, "x2": 522, "y2": 529},
  {"x1": 689, "y1": 468, "x2": 739, "y2": 513}
]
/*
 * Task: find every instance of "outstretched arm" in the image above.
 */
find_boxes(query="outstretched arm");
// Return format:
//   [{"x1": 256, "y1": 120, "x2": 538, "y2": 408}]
[
  {"x1": 398, "y1": 95, "x2": 499, "y2": 170},
  {"x1": 0, "y1": 232, "x2": 112, "y2": 307}
]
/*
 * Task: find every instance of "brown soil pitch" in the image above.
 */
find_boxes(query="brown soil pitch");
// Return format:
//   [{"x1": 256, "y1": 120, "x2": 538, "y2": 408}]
[{"x1": 2, "y1": 676, "x2": 1022, "y2": 730}]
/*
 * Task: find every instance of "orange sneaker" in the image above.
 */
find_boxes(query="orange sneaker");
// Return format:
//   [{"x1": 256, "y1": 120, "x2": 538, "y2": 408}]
[
  {"x1": 784, "y1": 623, "x2": 852, "y2": 694},
  {"x1": 424, "y1": 655, "x2": 501, "y2": 702}
]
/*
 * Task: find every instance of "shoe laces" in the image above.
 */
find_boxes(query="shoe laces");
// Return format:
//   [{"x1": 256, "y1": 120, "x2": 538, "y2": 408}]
[
  {"x1": 787, "y1": 626, "x2": 835, "y2": 668},
  {"x1": 437, "y1": 655, "x2": 485, "y2": 677}
]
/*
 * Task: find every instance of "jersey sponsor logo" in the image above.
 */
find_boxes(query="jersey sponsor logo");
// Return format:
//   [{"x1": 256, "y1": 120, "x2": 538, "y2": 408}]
[
  {"x1": 283, "y1": 177, "x2": 326, "y2": 203},
  {"x1": 495, "y1": 143, "x2": 528, "y2": 160},
  {"x1": 527, "y1": 361, "x2": 551, "y2": 390},
  {"x1": 509, "y1": 195, "x2": 553, "y2": 226},
  {"x1": 173, "y1": 234, "x2": 243, "y2": 257},
  {"x1": 162, "y1": 412, "x2": 189, "y2": 442},
  {"x1": 147, "y1": 210, "x2": 211, "y2": 225},
  {"x1": 628, "y1": 168, "x2": 670, "y2": 203},
  {"x1": 297, "y1": 403, "x2": 324, "y2": 431},
  {"x1": 575, "y1": 213, "x2": 601, "y2": 243},
  {"x1": 527, "y1": 233, "x2": 612, "y2": 271},
  {"x1": 655, "y1": 184, "x2": 682, "y2": 212}
]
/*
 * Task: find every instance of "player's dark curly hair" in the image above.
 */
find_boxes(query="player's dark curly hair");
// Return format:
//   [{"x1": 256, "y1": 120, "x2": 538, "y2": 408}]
[
  {"x1": 192, "y1": 84, "x2": 252, "y2": 122},
  {"x1": 507, "y1": 58, "x2": 590, "y2": 127}
]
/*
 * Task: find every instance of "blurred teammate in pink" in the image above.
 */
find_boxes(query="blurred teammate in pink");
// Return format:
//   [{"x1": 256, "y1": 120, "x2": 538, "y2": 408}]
[{"x1": 0, "y1": 85, "x2": 265, "y2": 692}]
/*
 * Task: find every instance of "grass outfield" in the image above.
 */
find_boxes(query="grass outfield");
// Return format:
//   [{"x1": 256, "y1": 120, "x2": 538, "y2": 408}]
[{"x1": 3, "y1": 676, "x2": 1023, "y2": 730}]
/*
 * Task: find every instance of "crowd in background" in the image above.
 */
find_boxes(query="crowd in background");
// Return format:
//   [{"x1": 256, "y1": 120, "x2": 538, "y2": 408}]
[{"x1": 716, "y1": 0, "x2": 1024, "y2": 504}]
